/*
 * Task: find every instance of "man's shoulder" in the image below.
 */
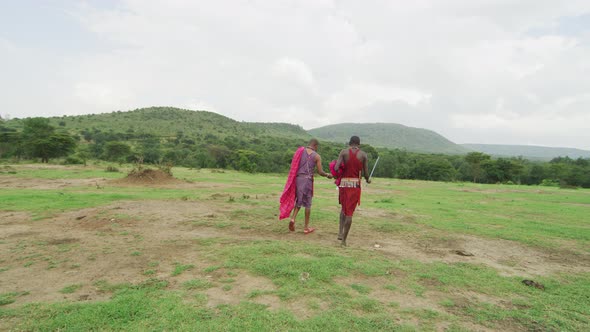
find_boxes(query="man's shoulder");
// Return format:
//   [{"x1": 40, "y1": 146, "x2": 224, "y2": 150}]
[{"x1": 359, "y1": 149, "x2": 369, "y2": 159}]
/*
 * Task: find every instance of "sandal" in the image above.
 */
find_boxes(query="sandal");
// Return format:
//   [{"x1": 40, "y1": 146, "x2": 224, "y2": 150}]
[
  {"x1": 289, "y1": 220, "x2": 295, "y2": 232},
  {"x1": 304, "y1": 227, "x2": 316, "y2": 235}
]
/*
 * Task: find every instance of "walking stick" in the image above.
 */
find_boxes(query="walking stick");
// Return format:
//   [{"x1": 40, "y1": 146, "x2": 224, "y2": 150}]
[{"x1": 368, "y1": 156, "x2": 380, "y2": 182}]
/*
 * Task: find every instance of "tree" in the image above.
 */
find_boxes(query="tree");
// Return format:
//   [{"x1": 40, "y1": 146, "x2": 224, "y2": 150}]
[
  {"x1": 21, "y1": 118, "x2": 77, "y2": 162},
  {"x1": 104, "y1": 141, "x2": 132, "y2": 161},
  {"x1": 75, "y1": 145, "x2": 92, "y2": 166},
  {"x1": 29, "y1": 133, "x2": 77, "y2": 163},
  {"x1": 232, "y1": 150, "x2": 260, "y2": 173},
  {"x1": 465, "y1": 152, "x2": 491, "y2": 183},
  {"x1": 412, "y1": 156, "x2": 456, "y2": 181},
  {"x1": 207, "y1": 144, "x2": 231, "y2": 168},
  {"x1": 0, "y1": 131, "x2": 20, "y2": 159},
  {"x1": 525, "y1": 164, "x2": 546, "y2": 185}
]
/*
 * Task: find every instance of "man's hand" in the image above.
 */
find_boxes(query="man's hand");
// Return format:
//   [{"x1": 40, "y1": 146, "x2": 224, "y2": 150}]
[
  {"x1": 366, "y1": 178, "x2": 371, "y2": 184},
  {"x1": 326, "y1": 174, "x2": 334, "y2": 179}
]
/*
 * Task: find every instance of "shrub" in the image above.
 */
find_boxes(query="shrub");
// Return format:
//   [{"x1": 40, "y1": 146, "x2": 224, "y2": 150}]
[
  {"x1": 64, "y1": 156, "x2": 84, "y2": 165},
  {"x1": 540, "y1": 179, "x2": 559, "y2": 187}
]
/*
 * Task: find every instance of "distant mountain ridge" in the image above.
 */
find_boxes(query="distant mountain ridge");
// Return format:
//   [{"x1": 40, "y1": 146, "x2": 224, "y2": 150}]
[
  {"x1": 308, "y1": 123, "x2": 469, "y2": 154},
  {"x1": 461, "y1": 144, "x2": 590, "y2": 161}
]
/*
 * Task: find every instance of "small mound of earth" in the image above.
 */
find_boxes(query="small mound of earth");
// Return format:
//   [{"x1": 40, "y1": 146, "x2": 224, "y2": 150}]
[{"x1": 114, "y1": 169, "x2": 180, "y2": 185}]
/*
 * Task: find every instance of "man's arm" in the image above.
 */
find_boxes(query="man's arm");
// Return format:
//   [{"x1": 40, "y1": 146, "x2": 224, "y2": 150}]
[
  {"x1": 334, "y1": 149, "x2": 346, "y2": 170},
  {"x1": 315, "y1": 154, "x2": 331, "y2": 178}
]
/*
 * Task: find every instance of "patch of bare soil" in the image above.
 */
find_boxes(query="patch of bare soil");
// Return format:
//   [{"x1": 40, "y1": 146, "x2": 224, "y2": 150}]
[
  {"x1": 15, "y1": 164, "x2": 87, "y2": 170},
  {"x1": 0, "y1": 177, "x2": 109, "y2": 190},
  {"x1": 0, "y1": 199, "x2": 294, "y2": 309}
]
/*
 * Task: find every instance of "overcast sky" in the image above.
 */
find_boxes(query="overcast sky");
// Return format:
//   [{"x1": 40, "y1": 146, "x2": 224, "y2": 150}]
[{"x1": 1, "y1": 1, "x2": 589, "y2": 149}]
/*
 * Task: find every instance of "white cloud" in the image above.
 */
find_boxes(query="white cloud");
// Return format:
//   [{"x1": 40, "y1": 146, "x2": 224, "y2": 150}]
[
  {"x1": 324, "y1": 82, "x2": 431, "y2": 111},
  {"x1": 271, "y1": 57, "x2": 317, "y2": 91}
]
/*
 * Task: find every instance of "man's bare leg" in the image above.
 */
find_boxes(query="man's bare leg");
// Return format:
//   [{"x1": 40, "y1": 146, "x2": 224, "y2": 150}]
[
  {"x1": 341, "y1": 216, "x2": 353, "y2": 247},
  {"x1": 290, "y1": 207, "x2": 301, "y2": 231},
  {"x1": 291, "y1": 207, "x2": 301, "y2": 221},
  {"x1": 304, "y1": 208, "x2": 311, "y2": 230},
  {"x1": 338, "y1": 210, "x2": 345, "y2": 240}
]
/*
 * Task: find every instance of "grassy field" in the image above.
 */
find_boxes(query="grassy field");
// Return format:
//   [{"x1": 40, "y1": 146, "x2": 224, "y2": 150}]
[{"x1": 1, "y1": 164, "x2": 589, "y2": 331}]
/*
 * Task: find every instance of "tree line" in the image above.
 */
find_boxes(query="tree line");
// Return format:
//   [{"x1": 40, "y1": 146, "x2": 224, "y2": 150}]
[{"x1": 1, "y1": 117, "x2": 589, "y2": 188}]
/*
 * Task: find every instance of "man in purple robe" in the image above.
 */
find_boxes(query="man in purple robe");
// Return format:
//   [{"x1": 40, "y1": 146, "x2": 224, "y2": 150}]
[{"x1": 289, "y1": 139, "x2": 332, "y2": 234}]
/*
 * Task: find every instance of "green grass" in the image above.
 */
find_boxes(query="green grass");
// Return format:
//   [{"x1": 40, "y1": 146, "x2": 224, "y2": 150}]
[
  {"x1": 182, "y1": 279, "x2": 212, "y2": 291},
  {"x1": 1, "y1": 165, "x2": 589, "y2": 331},
  {"x1": 203, "y1": 265, "x2": 222, "y2": 273},
  {"x1": 365, "y1": 179, "x2": 590, "y2": 250},
  {"x1": 143, "y1": 269, "x2": 156, "y2": 276},
  {"x1": 0, "y1": 292, "x2": 29, "y2": 306},
  {"x1": 383, "y1": 284, "x2": 397, "y2": 291},
  {"x1": 59, "y1": 284, "x2": 83, "y2": 294},
  {"x1": 172, "y1": 264, "x2": 194, "y2": 276},
  {"x1": 0, "y1": 287, "x2": 404, "y2": 331},
  {"x1": 350, "y1": 283, "x2": 372, "y2": 294}
]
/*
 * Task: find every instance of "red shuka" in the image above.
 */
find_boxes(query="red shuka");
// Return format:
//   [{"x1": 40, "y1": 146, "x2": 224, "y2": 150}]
[
  {"x1": 279, "y1": 147, "x2": 305, "y2": 220},
  {"x1": 339, "y1": 148, "x2": 363, "y2": 216}
]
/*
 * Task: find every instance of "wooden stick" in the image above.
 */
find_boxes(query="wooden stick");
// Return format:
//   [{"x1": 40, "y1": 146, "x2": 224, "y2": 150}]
[{"x1": 369, "y1": 156, "x2": 380, "y2": 181}]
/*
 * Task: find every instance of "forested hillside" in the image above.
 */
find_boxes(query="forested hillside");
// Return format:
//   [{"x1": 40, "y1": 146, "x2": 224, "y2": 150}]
[
  {"x1": 1, "y1": 107, "x2": 589, "y2": 187},
  {"x1": 309, "y1": 123, "x2": 469, "y2": 154},
  {"x1": 4, "y1": 107, "x2": 311, "y2": 141},
  {"x1": 461, "y1": 144, "x2": 590, "y2": 161}
]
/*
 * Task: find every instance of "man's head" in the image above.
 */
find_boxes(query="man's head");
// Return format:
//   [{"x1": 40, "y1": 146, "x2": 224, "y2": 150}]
[
  {"x1": 349, "y1": 136, "x2": 360, "y2": 146},
  {"x1": 309, "y1": 138, "x2": 319, "y2": 150}
]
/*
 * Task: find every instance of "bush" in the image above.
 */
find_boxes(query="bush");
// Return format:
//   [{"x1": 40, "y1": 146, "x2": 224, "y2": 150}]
[
  {"x1": 105, "y1": 166, "x2": 119, "y2": 172},
  {"x1": 540, "y1": 179, "x2": 559, "y2": 187},
  {"x1": 64, "y1": 156, "x2": 84, "y2": 165},
  {"x1": 559, "y1": 181, "x2": 578, "y2": 189}
]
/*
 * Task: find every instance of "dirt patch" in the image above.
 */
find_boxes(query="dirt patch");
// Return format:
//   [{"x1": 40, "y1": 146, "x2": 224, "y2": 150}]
[
  {"x1": 365, "y1": 233, "x2": 590, "y2": 277},
  {"x1": 0, "y1": 177, "x2": 109, "y2": 190},
  {"x1": 47, "y1": 238, "x2": 80, "y2": 245},
  {"x1": 0, "y1": 211, "x2": 31, "y2": 223}
]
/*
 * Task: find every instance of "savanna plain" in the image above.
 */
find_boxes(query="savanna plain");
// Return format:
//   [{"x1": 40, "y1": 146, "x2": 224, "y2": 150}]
[{"x1": 0, "y1": 164, "x2": 589, "y2": 331}]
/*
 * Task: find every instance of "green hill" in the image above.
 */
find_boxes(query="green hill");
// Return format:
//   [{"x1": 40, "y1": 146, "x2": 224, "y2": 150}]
[
  {"x1": 4, "y1": 107, "x2": 311, "y2": 141},
  {"x1": 308, "y1": 123, "x2": 469, "y2": 154},
  {"x1": 461, "y1": 144, "x2": 590, "y2": 161}
]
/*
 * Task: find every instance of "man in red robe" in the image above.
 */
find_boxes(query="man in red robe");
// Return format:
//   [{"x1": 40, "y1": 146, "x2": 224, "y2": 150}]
[{"x1": 335, "y1": 136, "x2": 370, "y2": 247}]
